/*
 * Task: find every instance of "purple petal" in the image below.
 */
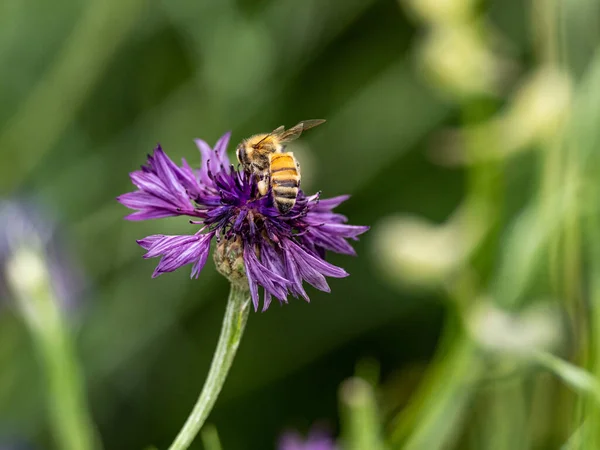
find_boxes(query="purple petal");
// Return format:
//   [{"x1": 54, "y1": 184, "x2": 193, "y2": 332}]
[
  {"x1": 284, "y1": 245, "x2": 329, "y2": 292},
  {"x1": 261, "y1": 243, "x2": 303, "y2": 307},
  {"x1": 143, "y1": 235, "x2": 198, "y2": 258},
  {"x1": 278, "y1": 429, "x2": 338, "y2": 450},
  {"x1": 278, "y1": 432, "x2": 305, "y2": 450},
  {"x1": 136, "y1": 234, "x2": 165, "y2": 250},
  {"x1": 262, "y1": 243, "x2": 307, "y2": 301},
  {"x1": 285, "y1": 239, "x2": 348, "y2": 278},
  {"x1": 194, "y1": 132, "x2": 233, "y2": 193},
  {"x1": 190, "y1": 246, "x2": 211, "y2": 279},
  {"x1": 124, "y1": 209, "x2": 182, "y2": 221},
  {"x1": 243, "y1": 244, "x2": 289, "y2": 311},
  {"x1": 305, "y1": 224, "x2": 370, "y2": 255},
  {"x1": 247, "y1": 275, "x2": 260, "y2": 313},
  {"x1": 153, "y1": 147, "x2": 189, "y2": 200},
  {"x1": 174, "y1": 157, "x2": 203, "y2": 197},
  {"x1": 136, "y1": 232, "x2": 213, "y2": 278},
  {"x1": 117, "y1": 191, "x2": 176, "y2": 210},
  {"x1": 213, "y1": 131, "x2": 232, "y2": 168},
  {"x1": 314, "y1": 195, "x2": 350, "y2": 211},
  {"x1": 118, "y1": 145, "x2": 201, "y2": 220},
  {"x1": 129, "y1": 171, "x2": 176, "y2": 204},
  {"x1": 320, "y1": 223, "x2": 370, "y2": 238},
  {"x1": 194, "y1": 138, "x2": 215, "y2": 187},
  {"x1": 283, "y1": 239, "x2": 348, "y2": 292}
]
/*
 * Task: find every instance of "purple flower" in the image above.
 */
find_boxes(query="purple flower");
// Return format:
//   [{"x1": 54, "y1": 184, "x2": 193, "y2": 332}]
[
  {"x1": 278, "y1": 429, "x2": 339, "y2": 450},
  {"x1": 0, "y1": 199, "x2": 84, "y2": 312},
  {"x1": 117, "y1": 132, "x2": 368, "y2": 311}
]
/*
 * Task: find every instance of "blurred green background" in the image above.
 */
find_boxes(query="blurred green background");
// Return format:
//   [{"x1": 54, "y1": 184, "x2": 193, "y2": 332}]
[{"x1": 3, "y1": 0, "x2": 600, "y2": 449}]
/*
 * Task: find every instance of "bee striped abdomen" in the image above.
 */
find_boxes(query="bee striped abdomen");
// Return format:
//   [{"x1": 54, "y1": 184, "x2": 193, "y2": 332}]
[{"x1": 270, "y1": 153, "x2": 300, "y2": 213}]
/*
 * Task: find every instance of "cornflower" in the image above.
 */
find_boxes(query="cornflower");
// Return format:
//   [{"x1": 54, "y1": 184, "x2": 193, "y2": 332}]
[
  {"x1": 279, "y1": 429, "x2": 339, "y2": 450},
  {"x1": 117, "y1": 129, "x2": 367, "y2": 450},
  {"x1": 118, "y1": 132, "x2": 367, "y2": 311}
]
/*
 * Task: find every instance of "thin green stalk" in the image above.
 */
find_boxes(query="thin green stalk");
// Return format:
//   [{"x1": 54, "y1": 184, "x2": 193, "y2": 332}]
[
  {"x1": 392, "y1": 335, "x2": 482, "y2": 450},
  {"x1": 6, "y1": 248, "x2": 99, "y2": 450},
  {"x1": 584, "y1": 178, "x2": 600, "y2": 448},
  {"x1": 0, "y1": 0, "x2": 146, "y2": 192},
  {"x1": 201, "y1": 424, "x2": 223, "y2": 450},
  {"x1": 340, "y1": 377, "x2": 385, "y2": 450},
  {"x1": 532, "y1": 351, "x2": 600, "y2": 403},
  {"x1": 168, "y1": 283, "x2": 251, "y2": 450},
  {"x1": 570, "y1": 47, "x2": 600, "y2": 450}
]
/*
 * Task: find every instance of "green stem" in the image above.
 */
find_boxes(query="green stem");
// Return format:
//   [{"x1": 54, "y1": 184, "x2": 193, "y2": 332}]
[
  {"x1": 0, "y1": 0, "x2": 145, "y2": 193},
  {"x1": 340, "y1": 377, "x2": 385, "y2": 450},
  {"x1": 532, "y1": 351, "x2": 600, "y2": 403},
  {"x1": 6, "y1": 248, "x2": 99, "y2": 450},
  {"x1": 201, "y1": 424, "x2": 223, "y2": 450},
  {"x1": 168, "y1": 284, "x2": 251, "y2": 450},
  {"x1": 392, "y1": 334, "x2": 482, "y2": 450}
]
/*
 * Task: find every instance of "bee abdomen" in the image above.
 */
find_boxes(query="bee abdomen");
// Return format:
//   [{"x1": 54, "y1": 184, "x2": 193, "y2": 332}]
[
  {"x1": 272, "y1": 183, "x2": 299, "y2": 211},
  {"x1": 273, "y1": 179, "x2": 299, "y2": 189},
  {"x1": 270, "y1": 153, "x2": 300, "y2": 213}
]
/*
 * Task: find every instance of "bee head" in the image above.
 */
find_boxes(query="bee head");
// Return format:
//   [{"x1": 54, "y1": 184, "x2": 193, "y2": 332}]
[{"x1": 236, "y1": 142, "x2": 251, "y2": 168}]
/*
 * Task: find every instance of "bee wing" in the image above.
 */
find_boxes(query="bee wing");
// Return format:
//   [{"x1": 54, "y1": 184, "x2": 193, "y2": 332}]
[
  {"x1": 298, "y1": 119, "x2": 326, "y2": 130},
  {"x1": 252, "y1": 125, "x2": 285, "y2": 147},
  {"x1": 276, "y1": 119, "x2": 326, "y2": 143},
  {"x1": 270, "y1": 125, "x2": 285, "y2": 134}
]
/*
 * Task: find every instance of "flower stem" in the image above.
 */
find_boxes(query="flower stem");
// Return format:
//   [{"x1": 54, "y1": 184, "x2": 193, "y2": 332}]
[
  {"x1": 340, "y1": 377, "x2": 385, "y2": 450},
  {"x1": 168, "y1": 283, "x2": 251, "y2": 450},
  {"x1": 6, "y1": 248, "x2": 100, "y2": 450},
  {"x1": 201, "y1": 424, "x2": 223, "y2": 450}
]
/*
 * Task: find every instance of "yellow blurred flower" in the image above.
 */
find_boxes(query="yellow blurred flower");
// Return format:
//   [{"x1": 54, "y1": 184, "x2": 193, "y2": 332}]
[
  {"x1": 402, "y1": 0, "x2": 477, "y2": 26},
  {"x1": 432, "y1": 68, "x2": 572, "y2": 165},
  {"x1": 467, "y1": 300, "x2": 563, "y2": 356},
  {"x1": 372, "y1": 202, "x2": 489, "y2": 289},
  {"x1": 418, "y1": 23, "x2": 509, "y2": 98},
  {"x1": 502, "y1": 67, "x2": 572, "y2": 150}
]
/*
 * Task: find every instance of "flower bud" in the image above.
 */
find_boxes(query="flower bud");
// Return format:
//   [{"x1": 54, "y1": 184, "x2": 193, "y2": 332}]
[
  {"x1": 502, "y1": 68, "x2": 572, "y2": 151},
  {"x1": 373, "y1": 203, "x2": 488, "y2": 289},
  {"x1": 467, "y1": 300, "x2": 563, "y2": 357},
  {"x1": 0, "y1": 199, "x2": 83, "y2": 314},
  {"x1": 418, "y1": 23, "x2": 509, "y2": 99},
  {"x1": 6, "y1": 246, "x2": 55, "y2": 330},
  {"x1": 402, "y1": 0, "x2": 476, "y2": 26},
  {"x1": 213, "y1": 236, "x2": 248, "y2": 289},
  {"x1": 374, "y1": 215, "x2": 461, "y2": 288},
  {"x1": 431, "y1": 68, "x2": 572, "y2": 166}
]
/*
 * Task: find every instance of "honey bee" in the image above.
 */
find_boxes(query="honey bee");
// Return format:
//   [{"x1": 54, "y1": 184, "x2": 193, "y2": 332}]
[{"x1": 236, "y1": 119, "x2": 325, "y2": 213}]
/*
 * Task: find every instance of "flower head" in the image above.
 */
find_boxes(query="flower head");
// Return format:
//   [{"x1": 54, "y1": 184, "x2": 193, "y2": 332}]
[
  {"x1": 118, "y1": 132, "x2": 368, "y2": 311},
  {"x1": 278, "y1": 429, "x2": 338, "y2": 450},
  {"x1": 0, "y1": 199, "x2": 84, "y2": 312}
]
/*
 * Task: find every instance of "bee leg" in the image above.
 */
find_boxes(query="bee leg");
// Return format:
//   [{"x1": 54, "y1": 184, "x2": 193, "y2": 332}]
[{"x1": 257, "y1": 179, "x2": 268, "y2": 196}]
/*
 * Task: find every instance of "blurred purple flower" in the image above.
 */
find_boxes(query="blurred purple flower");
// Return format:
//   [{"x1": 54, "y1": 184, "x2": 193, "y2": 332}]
[
  {"x1": 0, "y1": 441, "x2": 37, "y2": 450},
  {"x1": 117, "y1": 132, "x2": 368, "y2": 311},
  {"x1": 278, "y1": 429, "x2": 339, "y2": 450},
  {"x1": 0, "y1": 443, "x2": 36, "y2": 450},
  {"x1": 0, "y1": 199, "x2": 84, "y2": 311}
]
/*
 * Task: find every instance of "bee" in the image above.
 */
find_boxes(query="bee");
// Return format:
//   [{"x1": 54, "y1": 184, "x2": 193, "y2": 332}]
[{"x1": 236, "y1": 119, "x2": 325, "y2": 213}]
